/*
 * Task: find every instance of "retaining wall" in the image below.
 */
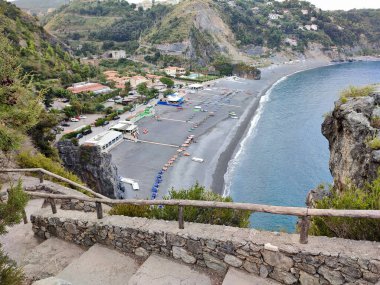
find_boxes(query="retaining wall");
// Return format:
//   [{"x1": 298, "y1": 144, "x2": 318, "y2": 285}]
[{"x1": 31, "y1": 209, "x2": 380, "y2": 285}]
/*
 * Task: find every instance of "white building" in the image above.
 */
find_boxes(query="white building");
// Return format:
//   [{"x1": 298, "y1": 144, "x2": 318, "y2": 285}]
[
  {"x1": 164, "y1": 66, "x2": 186, "y2": 77},
  {"x1": 301, "y1": 9, "x2": 309, "y2": 15},
  {"x1": 110, "y1": 121, "x2": 139, "y2": 140},
  {"x1": 84, "y1": 130, "x2": 123, "y2": 152},
  {"x1": 103, "y1": 50, "x2": 126, "y2": 60},
  {"x1": 285, "y1": 38, "x2": 298, "y2": 47}
]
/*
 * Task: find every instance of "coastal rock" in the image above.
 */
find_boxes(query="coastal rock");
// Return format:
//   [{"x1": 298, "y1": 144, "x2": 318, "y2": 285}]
[
  {"x1": 224, "y1": 254, "x2": 243, "y2": 267},
  {"x1": 269, "y1": 268, "x2": 297, "y2": 284},
  {"x1": 57, "y1": 140, "x2": 123, "y2": 198},
  {"x1": 322, "y1": 93, "x2": 380, "y2": 190}
]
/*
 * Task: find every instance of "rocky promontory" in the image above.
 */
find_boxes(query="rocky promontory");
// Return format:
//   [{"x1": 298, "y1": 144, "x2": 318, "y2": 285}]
[
  {"x1": 57, "y1": 140, "x2": 124, "y2": 198},
  {"x1": 322, "y1": 90, "x2": 380, "y2": 190}
]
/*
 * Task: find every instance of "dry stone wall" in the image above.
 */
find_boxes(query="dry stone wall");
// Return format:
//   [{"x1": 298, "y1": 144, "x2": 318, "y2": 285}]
[{"x1": 31, "y1": 210, "x2": 380, "y2": 285}]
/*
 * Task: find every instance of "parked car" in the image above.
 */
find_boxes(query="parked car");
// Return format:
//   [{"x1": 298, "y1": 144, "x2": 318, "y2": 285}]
[
  {"x1": 70, "y1": 118, "x2": 79, "y2": 122},
  {"x1": 76, "y1": 133, "x2": 83, "y2": 139},
  {"x1": 62, "y1": 98, "x2": 70, "y2": 103},
  {"x1": 102, "y1": 120, "x2": 110, "y2": 126},
  {"x1": 79, "y1": 115, "x2": 87, "y2": 119},
  {"x1": 61, "y1": 122, "x2": 70, "y2": 127},
  {"x1": 112, "y1": 115, "x2": 120, "y2": 120},
  {"x1": 82, "y1": 129, "x2": 92, "y2": 135},
  {"x1": 107, "y1": 98, "x2": 114, "y2": 102}
]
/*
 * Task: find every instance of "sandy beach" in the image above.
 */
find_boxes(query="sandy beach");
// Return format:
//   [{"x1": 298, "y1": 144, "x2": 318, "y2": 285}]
[{"x1": 110, "y1": 58, "x2": 332, "y2": 199}]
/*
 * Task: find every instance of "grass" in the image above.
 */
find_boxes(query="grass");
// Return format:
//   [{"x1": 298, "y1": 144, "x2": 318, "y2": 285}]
[{"x1": 340, "y1": 85, "x2": 375, "y2": 99}]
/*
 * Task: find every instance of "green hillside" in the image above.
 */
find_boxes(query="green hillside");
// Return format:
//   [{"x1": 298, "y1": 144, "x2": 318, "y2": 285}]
[
  {"x1": 1, "y1": 1, "x2": 97, "y2": 87},
  {"x1": 43, "y1": 0, "x2": 380, "y2": 64}
]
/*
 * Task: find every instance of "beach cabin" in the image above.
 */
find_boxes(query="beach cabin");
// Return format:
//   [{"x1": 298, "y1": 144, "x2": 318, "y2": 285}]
[
  {"x1": 110, "y1": 121, "x2": 139, "y2": 140},
  {"x1": 84, "y1": 130, "x2": 123, "y2": 152}
]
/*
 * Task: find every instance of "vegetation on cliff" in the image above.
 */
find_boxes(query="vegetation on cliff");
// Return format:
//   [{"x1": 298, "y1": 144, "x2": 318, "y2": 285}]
[{"x1": 110, "y1": 183, "x2": 251, "y2": 228}]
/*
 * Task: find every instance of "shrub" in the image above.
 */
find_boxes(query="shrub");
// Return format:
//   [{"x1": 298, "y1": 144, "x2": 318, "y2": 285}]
[
  {"x1": 340, "y1": 85, "x2": 375, "y2": 99},
  {"x1": 109, "y1": 183, "x2": 250, "y2": 228},
  {"x1": 17, "y1": 151, "x2": 83, "y2": 185},
  {"x1": 368, "y1": 137, "x2": 380, "y2": 150},
  {"x1": 310, "y1": 178, "x2": 380, "y2": 241},
  {"x1": 0, "y1": 181, "x2": 28, "y2": 285},
  {"x1": 371, "y1": 116, "x2": 380, "y2": 128}
]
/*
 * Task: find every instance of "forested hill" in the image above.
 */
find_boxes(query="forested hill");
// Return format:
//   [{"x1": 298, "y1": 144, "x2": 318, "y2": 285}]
[
  {"x1": 0, "y1": 1, "x2": 97, "y2": 86},
  {"x1": 42, "y1": 0, "x2": 380, "y2": 66}
]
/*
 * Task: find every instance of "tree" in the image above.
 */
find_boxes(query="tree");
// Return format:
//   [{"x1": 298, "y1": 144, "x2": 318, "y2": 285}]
[
  {"x1": 160, "y1": 77, "x2": 174, "y2": 88},
  {"x1": 0, "y1": 181, "x2": 29, "y2": 284},
  {"x1": 136, "y1": 82, "x2": 148, "y2": 95}
]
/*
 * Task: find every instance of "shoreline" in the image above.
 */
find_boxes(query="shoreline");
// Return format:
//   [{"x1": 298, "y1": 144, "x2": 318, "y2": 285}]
[{"x1": 210, "y1": 59, "x2": 333, "y2": 196}]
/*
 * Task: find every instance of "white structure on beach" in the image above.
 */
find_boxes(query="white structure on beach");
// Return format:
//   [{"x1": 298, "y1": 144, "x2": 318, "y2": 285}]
[
  {"x1": 84, "y1": 130, "x2": 123, "y2": 152},
  {"x1": 188, "y1": 83, "x2": 203, "y2": 91},
  {"x1": 110, "y1": 121, "x2": 139, "y2": 140}
]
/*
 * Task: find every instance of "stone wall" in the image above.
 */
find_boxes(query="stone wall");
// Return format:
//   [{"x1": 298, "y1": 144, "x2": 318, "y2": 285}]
[{"x1": 31, "y1": 210, "x2": 380, "y2": 285}]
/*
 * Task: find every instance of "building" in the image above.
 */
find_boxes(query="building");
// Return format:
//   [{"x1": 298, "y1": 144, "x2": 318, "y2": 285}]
[
  {"x1": 285, "y1": 37, "x2": 298, "y2": 47},
  {"x1": 67, "y1": 82, "x2": 112, "y2": 95},
  {"x1": 301, "y1": 9, "x2": 309, "y2": 15},
  {"x1": 164, "y1": 66, "x2": 186, "y2": 77},
  {"x1": 84, "y1": 130, "x2": 123, "y2": 152},
  {"x1": 304, "y1": 24, "x2": 318, "y2": 31},
  {"x1": 102, "y1": 50, "x2": 127, "y2": 60},
  {"x1": 130, "y1": 76, "x2": 148, "y2": 88},
  {"x1": 188, "y1": 83, "x2": 203, "y2": 91},
  {"x1": 110, "y1": 121, "x2": 139, "y2": 140}
]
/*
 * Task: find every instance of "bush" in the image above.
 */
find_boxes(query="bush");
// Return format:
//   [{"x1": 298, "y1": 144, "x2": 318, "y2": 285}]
[
  {"x1": 368, "y1": 137, "x2": 380, "y2": 150},
  {"x1": 0, "y1": 181, "x2": 28, "y2": 285},
  {"x1": 16, "y1": 151, "x2": 83, "y2": 186},
  {"x1": 340, "y1": 85, "x2": 375, "y2": 99},
  {"x1": 109, "y1": 183, "x2": 250, "y2": 228},
  {"x1": 61, "y1": 126, "x2": 91, "y2": 140},
  {"x1": 310, "y1": 179, "x2": 380, "y2": 241}
]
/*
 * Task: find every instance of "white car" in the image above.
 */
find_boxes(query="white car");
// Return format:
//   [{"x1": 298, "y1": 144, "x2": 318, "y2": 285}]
[
  {"x1": 79, "y1": 115, "x2": 87, "y2": 119},
  {"x1": 107, "y1": 98, "x2": 114, "y2": 102},
  {"x1": 194, "y1": 106, "x2": 202, "y2": 109},
  {"x1": 230, "y1": 116, "x2": 239, "y2": 119},
  {"x1": 70, "y1": 118, "x2": 79, "y2": 122}
]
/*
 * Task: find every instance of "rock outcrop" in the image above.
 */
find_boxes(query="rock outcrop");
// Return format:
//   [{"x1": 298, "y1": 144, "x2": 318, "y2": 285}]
[
  {"x1": 322, "y1": 92, "x2": 380, "y2": 190},
  {"x1": 57, "y1": 140, "x2": 124, "y2": 198}
]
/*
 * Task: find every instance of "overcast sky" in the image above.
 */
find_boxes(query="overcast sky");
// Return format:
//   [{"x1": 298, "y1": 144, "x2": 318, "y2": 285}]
[{"x1": 307, "y1": 0, "x2": 380, "y2": 10}]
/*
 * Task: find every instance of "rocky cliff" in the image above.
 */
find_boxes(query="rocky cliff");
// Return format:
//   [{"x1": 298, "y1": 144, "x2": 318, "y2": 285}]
[
  {"x1": 57, "y1": 140, "x2": 124, "y2": 198},
  {"x1": 322, "y1": 91, "x2": 380, "y2": 190}
]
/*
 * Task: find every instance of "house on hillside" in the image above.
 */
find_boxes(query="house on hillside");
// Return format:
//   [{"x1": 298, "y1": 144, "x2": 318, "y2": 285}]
[
  {"x1": 285, "y1": 37, "x2": 298, "y2": 47},
  {"x1": 164, "y1": 66, "x2": 186, "y2": 77},
  {"x1": 102, "y1": 50, "x2": 127, "y2": 60},
  {"x1": 130, "y1": 76, "x2": 148, "y2": 88},
  {"x1": 67, "y1": 82, "x2": 112, "y2": 95},
  {"x1": 268, "y1": 13, "x2": 281, "y2": 20},
  {"x1": 301, "y1": 9, "x2": 309, "y2": 15}
]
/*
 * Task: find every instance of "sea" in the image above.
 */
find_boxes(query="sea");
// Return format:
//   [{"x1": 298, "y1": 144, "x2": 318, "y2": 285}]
[{"x1": 225, "y1": 61, "x2": 380, "y2": 232}]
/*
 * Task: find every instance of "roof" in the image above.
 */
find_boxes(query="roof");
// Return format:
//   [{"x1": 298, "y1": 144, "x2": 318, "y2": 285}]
[
  {"x1": 85, "y1": 130, "x2": 123, "y2": 147},
  {"x1": 131, "y1": 76, "x2": 147, "y2": 80},
  {"x1": 67, "y1": 83, "x2": 110, "y2": 94},
  {"x1": 188, "y1": 83, "x2": 203, "y2": 88},
  {"x1": 165, "y1": 66, "x2": 179, "y2": 70},
  {"x1": 111, "y1": 121, "x2": 137, "y2": 132}
]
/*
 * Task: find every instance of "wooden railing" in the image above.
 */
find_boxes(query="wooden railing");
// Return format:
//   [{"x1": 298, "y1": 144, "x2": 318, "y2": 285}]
[
  {"x1": 0, "y1": 168, "x2": 109, "y2": 200},
  {"x1": 2, "y1": 168, "x2": 380, "y2": 244}
]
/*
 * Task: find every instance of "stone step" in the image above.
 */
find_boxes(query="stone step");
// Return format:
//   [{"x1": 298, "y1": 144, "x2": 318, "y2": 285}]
[
  {"x1": 0, "y1": 199, "x2": 45, "y2": 264},
  {"x1": 21, "y1": 237, "x2": 86, "y2": 281},
  {"x1": 222, "y1": 268, "x2": 280, "y2": 285},
  {"x1": 128, "y1": 254, "x2": 215, "y2": 285},
  {"x1": 56, "y1": 244, "x2": 140, "y2": 285}
]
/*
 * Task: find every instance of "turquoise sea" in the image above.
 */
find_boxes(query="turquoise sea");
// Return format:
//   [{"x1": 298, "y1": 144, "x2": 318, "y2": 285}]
[{"x1": 227, "y1": 61, "x2": 380, "y2": 232}]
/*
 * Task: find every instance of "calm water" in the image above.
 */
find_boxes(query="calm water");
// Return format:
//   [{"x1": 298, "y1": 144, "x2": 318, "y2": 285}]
[{"x1": 228, "y1": 61, "x2": 380, "y2": 232}]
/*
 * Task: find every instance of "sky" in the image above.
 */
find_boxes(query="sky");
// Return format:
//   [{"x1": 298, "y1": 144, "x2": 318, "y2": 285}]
[{"x1": 307, "y1": 0, "x2": 380, "y2": 10}]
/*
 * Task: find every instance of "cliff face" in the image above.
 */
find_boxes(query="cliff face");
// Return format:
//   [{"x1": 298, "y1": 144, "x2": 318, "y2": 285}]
[
  {"x1": 322, "y1": 92, "x2": 380, "y2": 190},
  {"x1": 57, "y1": 141, "x2": 124, "y2": 198}
]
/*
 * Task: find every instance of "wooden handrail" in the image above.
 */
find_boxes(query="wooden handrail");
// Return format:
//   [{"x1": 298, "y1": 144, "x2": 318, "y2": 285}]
[
  {"x1": 25, "y1": 192, "x2": 380, "y2": 219},
  {"x1": 3, "y1": 168, "x2": 380, "y2": 244},
  {"x1": 0, "y1": 168, "x2": 109, "y2": 200}
]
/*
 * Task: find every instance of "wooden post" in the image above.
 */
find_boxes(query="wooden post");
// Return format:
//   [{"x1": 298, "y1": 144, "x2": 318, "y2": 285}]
[
  {"x1": 178, "y1": 206, "x2": 184, "y2": 229},
  {"x1": 299, "y1": 216, "x2": 310, "y2": 244},
  {"x1": 49, "y1": 198, "x2": 57, "y2": 214},
  {"x1": 22, "y1": 209, "x2": 28, "y2": 224},
  {"x1": 96, "y1": 202, "x2": 103, "y2": 219},
  {"x1": 39, "y1": 171, "x2": 44, "y2": 183}
]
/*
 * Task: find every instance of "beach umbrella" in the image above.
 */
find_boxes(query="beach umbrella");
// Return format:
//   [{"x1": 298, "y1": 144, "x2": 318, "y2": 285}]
[
  {"x1": 152, "y1": 187, "x2": 158, "y2": 193},
  {"x1": 151, "y1": 193, "x2": 157, "y2": 199}
]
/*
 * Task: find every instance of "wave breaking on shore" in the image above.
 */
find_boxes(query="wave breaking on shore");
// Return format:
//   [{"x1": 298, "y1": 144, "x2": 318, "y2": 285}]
[{"x1": 222, "y1": 74, "x2": 290, "y2": 197}]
